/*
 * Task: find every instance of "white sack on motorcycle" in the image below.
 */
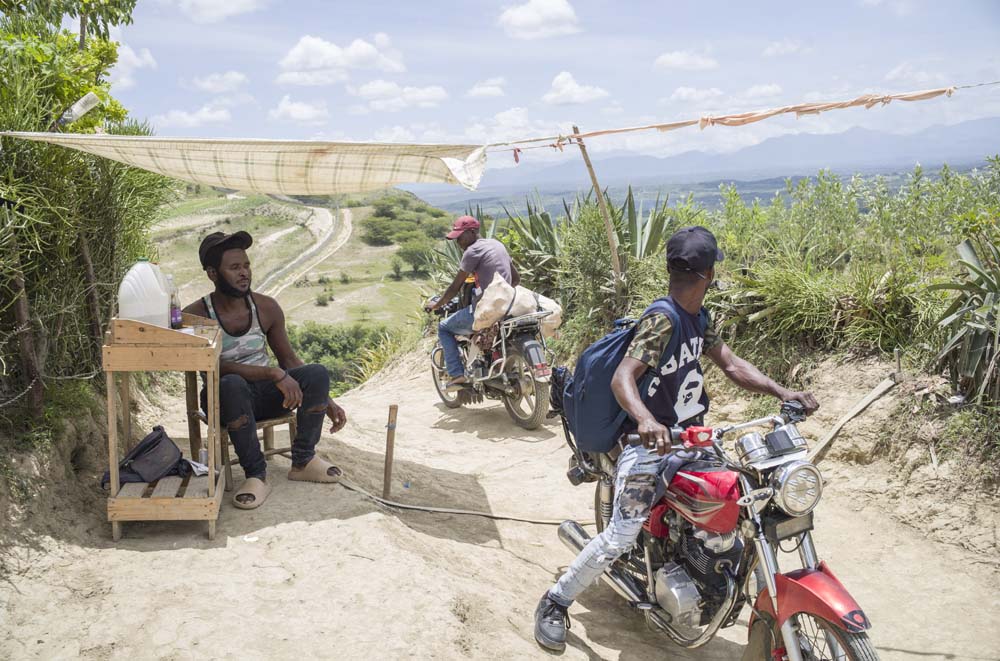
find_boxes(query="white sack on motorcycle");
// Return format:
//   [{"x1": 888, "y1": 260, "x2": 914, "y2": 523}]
[{"x1": 473, "y1": 273, "x2": 563, "y2": 337}]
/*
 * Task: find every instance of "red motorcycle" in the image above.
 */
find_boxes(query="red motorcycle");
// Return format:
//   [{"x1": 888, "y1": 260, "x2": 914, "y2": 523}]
[{"x1": 556, "y1": 395, "x2": 877, "y2": 660}]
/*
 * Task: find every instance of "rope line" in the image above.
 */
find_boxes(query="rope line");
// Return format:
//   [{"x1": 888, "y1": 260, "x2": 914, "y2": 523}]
[
  {"x1": 338, "y1": 477, "x2": 595, "y2": 527},
  {"x1": 484, "y1": 81, "x2": 1000, "y2": 155}
]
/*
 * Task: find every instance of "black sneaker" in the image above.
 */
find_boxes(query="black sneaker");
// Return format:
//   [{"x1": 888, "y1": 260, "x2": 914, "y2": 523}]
[{"x1": 534, "y1": 592, "x2": 571, "y2": 651}]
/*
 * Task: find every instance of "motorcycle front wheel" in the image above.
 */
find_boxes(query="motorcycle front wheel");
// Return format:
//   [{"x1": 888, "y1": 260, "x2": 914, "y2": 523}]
[
  {"x1": 748, "y1": 613, "x2": 878, "y2": 661},
  {"x1": 501, "y1": 349, "x2": 550, "y2": 430},
  {"x1": 430, "y1": 345, "x2": 463, "y2": 409}
]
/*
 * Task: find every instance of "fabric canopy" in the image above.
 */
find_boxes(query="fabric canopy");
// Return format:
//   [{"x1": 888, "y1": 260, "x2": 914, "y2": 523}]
[{"x1": 0, "y1": 132, "x2": 488, "y2": 194}]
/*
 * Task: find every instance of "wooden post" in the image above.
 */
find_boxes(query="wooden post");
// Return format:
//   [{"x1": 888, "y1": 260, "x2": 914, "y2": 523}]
[
  {"x1": 185, "y1": 371, "x2": 202, "y2": 458},
  {"x1": 572, "y1": 125, "x2": 623, "y2": 289},
  {"x1": 382, "y1": 405, "x2": 399, "y2": 500},
  {"x1": 106, "y1": 370, "x2": 121, "y2": 541},
  {"x1": 118, "y1": 372, "x2": 131, "y2": 445}
]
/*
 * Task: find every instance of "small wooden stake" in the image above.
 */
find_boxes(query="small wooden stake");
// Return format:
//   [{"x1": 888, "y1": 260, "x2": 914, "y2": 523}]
[
  {"x1": 382, "y1": 404, "x2": 399, "y2": 500},
  {"x1": 573, "y1": 125, "x2": 623, "y2": 290}
]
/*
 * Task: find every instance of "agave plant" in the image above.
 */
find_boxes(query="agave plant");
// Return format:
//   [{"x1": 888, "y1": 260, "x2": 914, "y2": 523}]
[
  {"x1": 932, "y1": 235, "x2": 1000, "y2": 404},
  {"x1": 502, "y1": 197, "x2": 565, "y2": 295}
]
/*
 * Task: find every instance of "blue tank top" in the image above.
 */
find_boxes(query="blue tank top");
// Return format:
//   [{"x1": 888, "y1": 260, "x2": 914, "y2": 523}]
[{"x1": 626, "y1": 297, "x2": 711, "y2": 431}]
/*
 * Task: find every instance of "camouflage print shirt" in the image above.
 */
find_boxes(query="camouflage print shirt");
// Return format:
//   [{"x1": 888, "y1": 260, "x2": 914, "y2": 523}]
[{"x1": 627, "y1": 311, "x2": 722, "y2": 370}]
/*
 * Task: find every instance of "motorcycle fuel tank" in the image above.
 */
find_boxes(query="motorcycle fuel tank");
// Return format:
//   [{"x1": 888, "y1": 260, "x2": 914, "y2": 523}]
[{"x1": 662, "y1": 464, "x2": 741, "y2": 534}]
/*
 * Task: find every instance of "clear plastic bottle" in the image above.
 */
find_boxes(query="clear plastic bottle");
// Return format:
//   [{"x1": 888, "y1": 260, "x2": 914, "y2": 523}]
[{"x1": 166, "y1": 274, "x2": 183, "y2": 329}]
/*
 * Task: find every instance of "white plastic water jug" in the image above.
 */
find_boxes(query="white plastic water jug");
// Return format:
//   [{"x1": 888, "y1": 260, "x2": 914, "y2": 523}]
[{"x1": 118, "y1": 259, "x2": 170, "y2": 328}]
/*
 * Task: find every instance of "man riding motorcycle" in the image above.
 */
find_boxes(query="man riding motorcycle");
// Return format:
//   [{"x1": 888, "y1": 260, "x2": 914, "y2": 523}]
[
  {"x1": 424, "y1": 215, "x2": 520, "y2": 391},
  {"x1": 534, "y1": 226, "x2": 820, "y2": 652}
]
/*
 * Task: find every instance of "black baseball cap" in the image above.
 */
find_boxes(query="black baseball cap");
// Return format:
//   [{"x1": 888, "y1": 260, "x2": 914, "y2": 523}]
[
  {"x1": 666, "y1": 226, "x2": 724, "y2": 274},
  {"x1": 199, "y1": 231, "x2": 253, "y2": 269}
]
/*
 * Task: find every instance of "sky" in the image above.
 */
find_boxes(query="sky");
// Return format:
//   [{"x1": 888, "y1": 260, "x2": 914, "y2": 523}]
[{"x1": 107, "y1": 0, "x2": 1000, "y2": 167}]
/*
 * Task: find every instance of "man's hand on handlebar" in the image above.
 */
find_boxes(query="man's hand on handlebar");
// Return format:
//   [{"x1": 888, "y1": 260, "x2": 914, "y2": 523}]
[
  {"x1": 423, "y1": 297, "x2": 440, "y2": 313},
  {"x1": 780, "y1": 390, "x2": 819, "y2": 414},
  {"x1": 637, "y1": 416, "x2": 671, "y2": 456}
]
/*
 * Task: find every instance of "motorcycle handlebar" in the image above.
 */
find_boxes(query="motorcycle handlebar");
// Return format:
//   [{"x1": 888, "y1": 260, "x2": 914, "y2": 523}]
[{"x1": 624, "y1": 428, "x2": 683, "y2": 446}]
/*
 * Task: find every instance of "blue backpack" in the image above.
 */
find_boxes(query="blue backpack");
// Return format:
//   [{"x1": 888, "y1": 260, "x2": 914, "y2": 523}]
[{"x1": 562, "y1": 297, "x2": 683, "y2": 453}]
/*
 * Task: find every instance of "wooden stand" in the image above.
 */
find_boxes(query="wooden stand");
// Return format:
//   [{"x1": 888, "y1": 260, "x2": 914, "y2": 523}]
[{"x1": 102, "y1": 316, "x2": 225, "y2": 541}]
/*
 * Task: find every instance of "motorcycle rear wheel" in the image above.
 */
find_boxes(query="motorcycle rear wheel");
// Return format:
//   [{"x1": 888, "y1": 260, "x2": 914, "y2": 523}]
[
  {"x1": 749, "y1": 613, "x2": 878, "y2": 661},
  {"x1": 431, "y1": 346, "x2": 463, "y2": 409},
  {"x1": 501, "y1": 349, "x2": 550, "y2": 430}
]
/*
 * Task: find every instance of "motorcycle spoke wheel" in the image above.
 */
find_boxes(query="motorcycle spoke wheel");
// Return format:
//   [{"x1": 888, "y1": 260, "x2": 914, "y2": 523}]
[
  {"x1": 501, "y1": 350, "x2": 549, "y2": 430},
  {"x1": 786, "y1": 614, "x2": 879, "y2": 661},
  {"x1": 430, "y1": 347, "x2": 462, "y2": 409}
]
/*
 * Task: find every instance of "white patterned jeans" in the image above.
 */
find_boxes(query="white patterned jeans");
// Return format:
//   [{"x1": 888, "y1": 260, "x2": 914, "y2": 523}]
[{"x1": 549, "y1": 444, "x2": 661, "y2": 606}]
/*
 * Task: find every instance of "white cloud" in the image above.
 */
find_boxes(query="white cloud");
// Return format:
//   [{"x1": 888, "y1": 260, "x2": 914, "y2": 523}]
[
  {"x1": 601, "y1": 102, "x2": 625, "y2": 115},
  {"x1": 268, "y1": 95, "x2": 329, "y2": 124},
  {"x1": 466, "y1": 77, "x2": 506, "y2": 98},
  {"x1": 763, "y1": 39, "x2": 801, "y2": 57},
  {"x1": 374, "y1": 125, "x2": 417, "y2": 142},
  {"x1": 275, "y1": 70, "x2": 348, "y2": 86},
  {"x1": 654, "y1": 50, "x2": 718, "y2": 71},
  {"x1": 859, "y1": 0, "x2": 913, "y2": 16},
  {"x1": 166, "y1": 0, "x2": 267, "y2": 23},
  {"x1": 191, "y1": 71, "x2": 248, "y2": 94},
  {"x1": 542, "y1": 71, "x2": 608, "y2": 105},
  {"x1": 498, "y1": 0, "x2": 581, "y2": 40},
  {"x1": 669, "y1": 86, "x2": 724, "y2": 102},
  {"x1": 743, "y1": 83, "x2": 783, "y2": 99},
  {"x1": 349, "y1": 80, "x2": 448, "y2": 112},
  {"x1": 110, "y1": 44, "x2": 156, "y2": 90},
  {"x1": 152, "y1": 105, "x2": 230, "y2": 129},
  {"x1": 884, "y1": 62, "x2": 945, "y2": 86},
  {"x1": 277, "y1": 33, "x2": 404, "y2": 86}
]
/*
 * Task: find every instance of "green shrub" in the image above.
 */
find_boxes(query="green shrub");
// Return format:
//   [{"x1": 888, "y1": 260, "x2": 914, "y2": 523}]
[{"x1": 287, "y1": 322, "x2": 389, "y2": 395}]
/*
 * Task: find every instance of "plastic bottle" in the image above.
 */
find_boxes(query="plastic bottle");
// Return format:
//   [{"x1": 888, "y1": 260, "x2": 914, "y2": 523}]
[
  {"x1": 118, "y1": 259, "x2": 170, "y2": 328},
  {"x1": 166, "y1": 274, "x2": 183, "y2": 329}
]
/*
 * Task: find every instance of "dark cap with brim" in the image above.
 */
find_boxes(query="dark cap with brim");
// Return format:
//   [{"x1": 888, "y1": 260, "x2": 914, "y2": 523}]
[
  {"x1": 666, "y1": 226, "x2": 724, "y2": 274},
  {"x1": 199, "y1": 231, "x2": 253, "y2": 269}
]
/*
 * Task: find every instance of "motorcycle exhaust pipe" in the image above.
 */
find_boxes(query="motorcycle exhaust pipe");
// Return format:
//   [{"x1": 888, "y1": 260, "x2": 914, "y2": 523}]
[{"x1": 557, "y1": 521, "x2": 646, "y2": 604}]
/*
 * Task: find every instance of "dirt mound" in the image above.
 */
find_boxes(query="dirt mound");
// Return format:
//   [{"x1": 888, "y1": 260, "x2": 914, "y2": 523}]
[{"x1": 2, "y1": 350, "x2": 999, "y2": 659}]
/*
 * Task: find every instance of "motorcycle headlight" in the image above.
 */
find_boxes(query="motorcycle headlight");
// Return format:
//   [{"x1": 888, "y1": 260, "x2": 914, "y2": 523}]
[{"x1": 771, "y1": 461, "x2": 823, "y2": 516}]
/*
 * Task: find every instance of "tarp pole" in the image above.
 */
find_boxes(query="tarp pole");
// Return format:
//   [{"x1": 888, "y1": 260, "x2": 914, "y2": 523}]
[{"x1": 573, "y1": 126, "x2": 623, "y2": 291}]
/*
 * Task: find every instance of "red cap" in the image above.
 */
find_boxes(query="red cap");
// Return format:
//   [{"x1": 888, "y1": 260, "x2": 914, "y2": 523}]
[{"x1": 446, "y1": 215, "x2": 480, "y2": 240}]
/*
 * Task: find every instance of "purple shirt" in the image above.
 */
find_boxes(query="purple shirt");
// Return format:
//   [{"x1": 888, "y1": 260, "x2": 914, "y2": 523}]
[{"x1": 460, "y1": 238, "x2": 513, "y2": 295}]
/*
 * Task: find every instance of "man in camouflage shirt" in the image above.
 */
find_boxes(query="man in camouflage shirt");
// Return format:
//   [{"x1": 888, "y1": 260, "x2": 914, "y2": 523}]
[{"x1": 534, "y1": 226, "x2": 819, "y2": 652}]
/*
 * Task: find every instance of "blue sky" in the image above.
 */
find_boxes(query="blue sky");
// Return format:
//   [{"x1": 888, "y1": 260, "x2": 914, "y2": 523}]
[{"x1": 108, "y1": 0, "x2": 1000, "y2": 164}]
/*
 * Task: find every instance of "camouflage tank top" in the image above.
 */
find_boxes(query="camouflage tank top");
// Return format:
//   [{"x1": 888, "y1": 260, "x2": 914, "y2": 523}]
[{"x1": 202, "y1": 293, "x2": 270, "y2": 367}]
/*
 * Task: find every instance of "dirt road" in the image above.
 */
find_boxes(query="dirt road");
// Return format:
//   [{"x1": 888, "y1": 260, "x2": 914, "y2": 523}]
[
  {"x1": 1, "y1": 351, "x2": 998, "y2": 660},
  {"x1": 258, "y1": 206, "x2": 353, "y2": 297}
]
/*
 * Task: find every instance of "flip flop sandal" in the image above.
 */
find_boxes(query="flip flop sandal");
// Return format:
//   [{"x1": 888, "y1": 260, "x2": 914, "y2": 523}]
[
  {"x1": 287, "y1": 456, "x2": 343, "y2": 483},
  {"x1": 233, "y1": 477, "x2": 271, "y2": 510}
]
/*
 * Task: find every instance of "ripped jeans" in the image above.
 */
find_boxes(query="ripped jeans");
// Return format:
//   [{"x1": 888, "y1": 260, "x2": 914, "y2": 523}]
[
  {"x1": 549, "y1": 444, "x2": 661, "y2": 606},
  {"x1": 202, "y1": 364, "x2": 331, "y2": 480}
]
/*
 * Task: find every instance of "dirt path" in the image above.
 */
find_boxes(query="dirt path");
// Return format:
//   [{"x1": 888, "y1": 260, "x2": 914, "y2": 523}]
[
  {"x1": 1, "y1": 351, "x2": 998, "y2": 660},
  {"x1": 258, "y1": 206, "x2": 353, "y2": 298}
]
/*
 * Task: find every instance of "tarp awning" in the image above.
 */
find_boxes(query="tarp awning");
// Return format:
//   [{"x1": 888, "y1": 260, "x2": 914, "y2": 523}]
[{"x1": 0, "y1": 132, "x2": 488, "y2": 194}]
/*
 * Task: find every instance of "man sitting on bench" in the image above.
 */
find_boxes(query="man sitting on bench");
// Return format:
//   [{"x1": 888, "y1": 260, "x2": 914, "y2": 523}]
[{"x1": 184, "y1": 231, "x2": 347, "y2": 510}]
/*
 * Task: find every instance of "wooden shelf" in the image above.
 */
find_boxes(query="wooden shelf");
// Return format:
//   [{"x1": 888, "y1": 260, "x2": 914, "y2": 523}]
[
  {"x1": 103, "y1": 316, "x2": 224, "y2": 541},
  {"x1": 107, "y1": 472, "x2": 225, "y2": 522}
]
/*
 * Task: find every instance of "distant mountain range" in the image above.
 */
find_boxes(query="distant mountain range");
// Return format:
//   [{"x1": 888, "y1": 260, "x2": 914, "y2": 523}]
[{"x1": 407, "y1": 117, "x2": 999, "y2": 209}]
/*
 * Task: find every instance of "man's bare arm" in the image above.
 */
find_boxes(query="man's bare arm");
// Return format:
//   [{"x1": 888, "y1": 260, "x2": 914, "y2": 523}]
[
  {"x1": 257, "y1": 295, "x2": 303, "y2": 370},
  {"x1": 511, "y1": 263, "x2": 521, "y2": 288},
  {"x1": 611, "y1": 356, "x2": 671, "y2": 454},
  {"x1": 705, "y1": 342, "x2": 818, "y2": 412}
]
